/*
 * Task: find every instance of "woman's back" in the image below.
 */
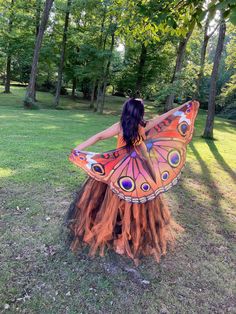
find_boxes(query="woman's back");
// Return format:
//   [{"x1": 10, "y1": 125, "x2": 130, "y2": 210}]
[{"x1": 116, "y1": 123, "x2": 146, "y2": 148}]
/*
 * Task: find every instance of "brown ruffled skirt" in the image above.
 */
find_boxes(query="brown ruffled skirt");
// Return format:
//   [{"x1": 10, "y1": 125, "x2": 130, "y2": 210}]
[{"x1": 64, "y1": 176, "x2": 185, "y2": 265}]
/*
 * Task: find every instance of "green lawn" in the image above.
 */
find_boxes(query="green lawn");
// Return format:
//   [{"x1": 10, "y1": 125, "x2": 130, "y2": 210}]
[{"x1": 0, "y1": 87, "x2": 235, "y2": 313}]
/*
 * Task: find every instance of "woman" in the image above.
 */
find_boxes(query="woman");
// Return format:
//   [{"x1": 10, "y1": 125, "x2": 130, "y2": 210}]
[{"x1": 65, "y1": 98, "x2": 188, "y2": 265}]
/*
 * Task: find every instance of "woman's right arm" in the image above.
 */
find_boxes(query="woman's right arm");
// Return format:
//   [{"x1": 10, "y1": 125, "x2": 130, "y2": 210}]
[{"x1": 74, "y1": 122, "x2": 120, "y2": 150}]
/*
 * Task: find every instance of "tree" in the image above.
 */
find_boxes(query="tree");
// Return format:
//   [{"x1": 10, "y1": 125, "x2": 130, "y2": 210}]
[
  {"x1": 24, "y1": 0, "x2": 54, "y2": 109},
  {"x1": 135, "y1": 43, "x2": 147, "y2": 94},
  {"x1": 54, "y1": 0, "x2": 72, "y2": 108},
  {"x1": 36, "y1": 0, "x2": 42, "y2": 37},
  {"x1": 203, "y1": 16, "x2": 226, "y2": 139},
  {"x1": 195, "y1": 13, "x2": 219, "y2": 99},
  {"x1": 4, "y1": 0, "x2": 15, "y2": 94},
  {"x1": 93, "y1": 1, "x2": 111, "y2": 112},
  {"x1": 96, "y1": 21, "x2": 116, "y2": 114},
  {"x1": 165, "y1": 28, "x2": 194, "y2": 111},
  {"x1": 219, "y1": 23, "x2": 236, "y2": 118}
]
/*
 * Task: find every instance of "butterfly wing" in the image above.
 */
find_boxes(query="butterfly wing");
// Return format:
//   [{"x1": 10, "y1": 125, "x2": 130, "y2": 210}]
[
  {"x1": 146, "y1": 100, "x2": 199, "y2": 144},
  {"x1": 69, "y1": 145, "x2": 131, "y2": 183},
  {"x1": 69, "y1": 143, "x2": 175, "y2": 203},
  {"x1": 69, "y1": 100, "x2": 200, "y2": 203},
  {"x1": 108, "y1": 139, "x2": 186, "y2": 203}
]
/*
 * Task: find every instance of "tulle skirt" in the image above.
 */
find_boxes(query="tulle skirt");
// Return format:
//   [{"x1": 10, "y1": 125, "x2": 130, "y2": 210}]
[{"x1": 64, "y1": 176, "x2": 185, "y2": 265}]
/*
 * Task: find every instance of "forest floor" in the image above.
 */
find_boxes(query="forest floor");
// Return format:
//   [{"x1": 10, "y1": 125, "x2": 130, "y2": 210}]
[{"x1": 0, "y1": 87, "x2": 236, "y2": 313}]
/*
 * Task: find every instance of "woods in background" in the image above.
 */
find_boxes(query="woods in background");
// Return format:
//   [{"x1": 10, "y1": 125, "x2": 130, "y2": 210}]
[{"x1": 0, "y1": 0, "x2": 236, "y2": 139}]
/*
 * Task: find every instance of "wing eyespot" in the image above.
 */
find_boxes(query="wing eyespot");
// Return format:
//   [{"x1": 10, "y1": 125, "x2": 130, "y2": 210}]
[
  {"x1": 91, "y1": 163, "x2": 105, "y2": 175},
  {"x1": 167, "y1": 149, "x2": 181, "y2": 168},
  {"x1": 141, "y1": 182, "x2": 150, "y2": 192},
  {"x1": 161, "y1": 171, "x2": 169, "y2": 181},
  {"x1": 177, "y1": 121, "x2": 189, "y2": 136},
  {"x1": 118, "y1": 176, "x2": 135, "y2": 192}
]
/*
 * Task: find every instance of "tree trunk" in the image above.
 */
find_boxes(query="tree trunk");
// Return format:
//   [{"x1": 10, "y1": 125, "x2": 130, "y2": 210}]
[
  {"x1": 24, "y1": 0, "x2": 54, "y2": 108},
  {"x1": 195, "y1": 15, "x2": 219, "y2": 99},
  {"x1": 100, "y1": 81, "x2": 107, "y2": 113},
  {"x1": 33, "y1": 0, "x2": 42, "y2": 101},
  {"x1": 72, "y1": 77, "x2": 76, "y2": 97},
  {"x1": 4, "y1": 0, "x2": 15, "y2": 94},
  {"x1": 203, "y1": 18, "x2": 226, "y2": 139},
  {"x1": 99, "y1": 30, "x2": 115, "y2": 114},
  {"x1": 90, "y1": 80, "x2": 97, "y2": 109},
  {"x1": 135, "y1": 43, "x2": 147, "y2": 94},
  {"x1": 95, "y1": 83, "x2": 102, "y2": 112},
  {"x1": 36, "y1": 0, "x2": 42, "y2": 36},
  {"x1": 94, "y1": 7, "x2": 109, "y2": 113},
  {"x1": 195, "y1": 16, "x2": 210, "y2": 99},
  {"x1": 54, "y1": 0, "x2": 72, "y2": 108},
  {"x1": 4, "y1": 55, "x2": 11, "y2": 94},
  {"x1": 165, "y1": 29, "x2": 193, "y2": 112}
]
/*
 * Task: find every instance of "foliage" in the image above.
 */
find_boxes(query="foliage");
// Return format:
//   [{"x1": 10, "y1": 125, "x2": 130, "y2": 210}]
[{"x1": 0, "y1": 0, "x2": 236, "y2": 118}]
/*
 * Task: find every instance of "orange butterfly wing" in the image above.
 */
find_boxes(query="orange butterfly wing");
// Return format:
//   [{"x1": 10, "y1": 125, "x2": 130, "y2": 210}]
[
  {"x1": 69, "y1": 100, "x2": 200, "y2": 203},
  {"x1": 108, "y1": 138, "x2": 187, "y2": 203},
  {"x1": 69, "y1": 145, "x2": 130, "y2": 182},
  {"x1": 145, "y1": 100, "x2": 199, "y2": 143}
]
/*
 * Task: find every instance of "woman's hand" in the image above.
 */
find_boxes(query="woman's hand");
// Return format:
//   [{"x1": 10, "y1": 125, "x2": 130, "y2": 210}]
[{"x1": 74, "y1": 144, "x2": 85, "y2": 151}]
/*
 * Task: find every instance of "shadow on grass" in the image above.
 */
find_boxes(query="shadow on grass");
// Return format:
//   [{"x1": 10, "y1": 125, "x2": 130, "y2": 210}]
[
  {"x1": 173, "y1": 142, "x2": 235, "y2": 242},
  {"x1": 205, "y1": 139, "x2": 236, "y2": 183},
  {"x1": 214, "y1": 119, "x2": 236, "y2": 134}
]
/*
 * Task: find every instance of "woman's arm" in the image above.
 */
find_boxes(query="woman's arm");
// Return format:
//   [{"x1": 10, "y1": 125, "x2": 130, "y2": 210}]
[
  {"x1": 74, "y1": 121, "x2": 120, "y2": 150},
  {"x1": 145, "y1": 101, "x2": 191, "y2": 132}
]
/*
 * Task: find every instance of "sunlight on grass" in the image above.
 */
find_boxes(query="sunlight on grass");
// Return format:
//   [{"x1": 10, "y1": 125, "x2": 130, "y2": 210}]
[
  {"x1": 73, "y1": 113, "x2": 88, "y2": 118},
  {"x1": 23, "y1": 113, "x2": 38, "y2": 116},
  {"x1": 0, "y1": 115, "x2": 19, "y2": 119},
  {"x1": 42, "y1": 125, "x2": 60, "y2": 130},
  {"x1": 0, "y1": 167, "x2": 15, "y2": 178}
]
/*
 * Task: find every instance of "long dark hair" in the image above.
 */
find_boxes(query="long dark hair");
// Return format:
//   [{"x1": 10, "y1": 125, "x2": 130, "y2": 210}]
[{"x1": 120, "y1": 98, "x2": 146, "y2": 149}]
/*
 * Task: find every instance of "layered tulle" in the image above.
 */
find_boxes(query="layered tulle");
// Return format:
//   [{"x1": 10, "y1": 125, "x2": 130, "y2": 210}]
[{"x1": 64, "y1": 176, "x2": 185, "y2": 265}]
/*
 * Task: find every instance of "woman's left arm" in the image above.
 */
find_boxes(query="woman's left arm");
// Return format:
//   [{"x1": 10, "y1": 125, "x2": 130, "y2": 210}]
[{"x1": 74, "y1": 122, "x2": 120, "y2": 150}]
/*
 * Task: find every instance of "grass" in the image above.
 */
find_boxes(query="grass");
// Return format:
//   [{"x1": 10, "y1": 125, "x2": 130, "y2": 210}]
[{"x1": 0, "y1": 87, "x2": 236, "y2": 313}]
